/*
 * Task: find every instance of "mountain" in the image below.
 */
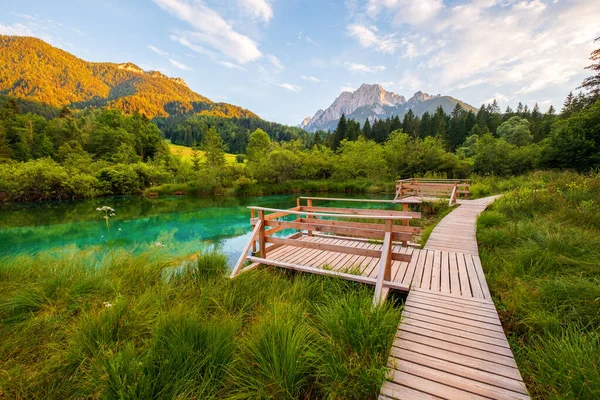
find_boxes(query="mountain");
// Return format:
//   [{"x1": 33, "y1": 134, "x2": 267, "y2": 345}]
[
  {"x1": 0, "y1": 35, "x2": 258, "y2": 119},
  {"x1": 301, "y1": 83, "x2": 477, "y2": 132}
]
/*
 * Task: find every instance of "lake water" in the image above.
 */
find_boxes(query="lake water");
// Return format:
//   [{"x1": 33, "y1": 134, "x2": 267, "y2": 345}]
[{"x1": 0, "y1": 194, "x2": 397, "y2": 266}]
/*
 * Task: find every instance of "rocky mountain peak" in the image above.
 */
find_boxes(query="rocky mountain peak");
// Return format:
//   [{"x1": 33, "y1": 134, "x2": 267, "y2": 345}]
[
  {"x1": 117, "y1": 62, "x2": 144, "y2": 74},
  {"x1": 300, "y1": 83, "x2": 476, "y2": 132}
]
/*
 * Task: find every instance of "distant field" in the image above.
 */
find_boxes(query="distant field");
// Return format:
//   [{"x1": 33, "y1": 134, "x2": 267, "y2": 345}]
[{"x1": 166, "y1": 140, "x2": 239, "y2": 164}]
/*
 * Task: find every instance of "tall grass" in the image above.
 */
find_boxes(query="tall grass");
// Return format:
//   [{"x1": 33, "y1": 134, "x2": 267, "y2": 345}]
[
  {"x1": 0, "y1": 249, "x2": 402, "y2": 399},
  {"x1": 477, "y1": 171, "x2": 600, "y2": 399}
]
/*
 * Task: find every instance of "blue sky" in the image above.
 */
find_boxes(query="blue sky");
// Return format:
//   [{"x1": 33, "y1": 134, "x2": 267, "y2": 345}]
[{"x1": 1, "y1": 0, "x2": 599, "y2": 125}]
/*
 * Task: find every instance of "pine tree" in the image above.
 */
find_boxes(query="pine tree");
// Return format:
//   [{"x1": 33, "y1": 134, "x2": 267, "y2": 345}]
[
  {"x1": 562, "y1": 92, "x2": 575, "y2": 116},
  {"x1": 362, "y1": 119, "x2": 372, "y2": 139},
  {"x1": 202, "y1": 127, "x2": 226, "y2": 169},
  {"x1": 190, "y1": 141, "x2": 201, "y2": 172},
  {"x1": 332, "y1": 114, "x2": 347, "y2": 150}
]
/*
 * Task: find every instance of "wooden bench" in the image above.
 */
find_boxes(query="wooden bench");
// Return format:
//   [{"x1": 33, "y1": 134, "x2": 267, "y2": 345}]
[{"x1": 394, "y1": 178, "x2": 470, "y2": 205}]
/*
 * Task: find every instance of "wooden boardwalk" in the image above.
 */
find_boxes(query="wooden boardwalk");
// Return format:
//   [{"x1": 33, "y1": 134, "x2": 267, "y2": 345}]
[
  {"x1": 233, "y1": 192, "x2": 529, "y2": 399},
  {"x1": 381, "y1": 196, "x2": 530, "y2": 399}
]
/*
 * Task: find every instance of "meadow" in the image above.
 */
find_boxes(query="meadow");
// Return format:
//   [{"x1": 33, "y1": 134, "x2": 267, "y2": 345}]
[
  {"x1": 166, "y1": 140, "x2": 239, "y2": 165},
  {"x1": 476, "y1": 171, "x2": 600, "y2": 399},
  {"x1": 0, "y1": 250, "x2": 402, "y2": 399}
]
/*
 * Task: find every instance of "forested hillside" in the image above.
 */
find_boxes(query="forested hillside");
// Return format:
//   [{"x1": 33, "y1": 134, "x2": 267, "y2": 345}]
[{"x1": 0, "y1": 35, "x2": 257, "y2": 119}]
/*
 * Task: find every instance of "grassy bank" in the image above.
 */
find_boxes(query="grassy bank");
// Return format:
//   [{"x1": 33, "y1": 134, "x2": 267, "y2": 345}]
[
  {"x1": 0, "y1": 250, "x2": 402, "y2": 399},
  {"x1": 476, "y1": 171, "x2": 600, "y2": 399}
]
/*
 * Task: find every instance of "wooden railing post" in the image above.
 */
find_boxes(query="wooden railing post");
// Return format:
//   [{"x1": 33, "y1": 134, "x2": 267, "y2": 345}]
[
  {"x1": 373, "y1": 218, "x2": 394, "y2": 305},
  {"x1": 258, "y1": 210, "x2": 266, "y2": 257},
  {"x1": 251, "y1": 209, "x2": 257, "y2": 254},
  {"x1": 307, "y1": 199, "x2": 313, "y2": 237},
  {"x1": 402, "y1": 203, "x2": 409, "y2": 247}
]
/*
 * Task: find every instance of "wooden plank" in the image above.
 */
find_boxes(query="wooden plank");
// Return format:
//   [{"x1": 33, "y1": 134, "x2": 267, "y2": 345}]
[
  {"x1": 388, "y1": 353, "x2": 528, "y2": 399},
  {"x1": 392, "y1": 339, "x2": 522, "y2": 381},
  {"x1": 265, "y1": 236, "x2": 412, "y2": 262},
  {"x1": 403, "y1": 316, "x2": 509, "y2": 348},
  {"x1": 420, "y1": 250, "x2": 434, "y2": 290},
  {"x1": 400, "y1": 307, "x2": 505, "y2": 334},
  {"x1": 380, "y1": 381, "x2": 443, "y2": 400},
  {"x1": 230, "y1": 219, "x2": 263, "y2": 278},
  {"x1": 385, "y1": 367, "x2": 490, "y2": 400},
  {"x1": 302, "y1": 206, "x2": 420, "y2": 218},
  {"x1": 404, "y1": 299, "x2": 501, "y2": 326},
  {"x1": 389, "y1": 348, "x2": 526, "y2": 394},
  {"x1": 298, "y1": 217, "x2": 421, "y2": 234},
  {"x1": 456, "y1": 252, "x2": 472, "y2": 297},
  {"x1": 431, "y1": 250, "x2": 441, "y2": 291},
  {"x1": 374, "y1": 229, "x2": 393, "y2": 305},
  {"x1": 399, "y1": 323, "x2": 513, "y2": 358},
  {"x1": 472, "y1": 256, "x2": 492, "y2": 300},
  {"x1": 400, "y1": 248, "x2": 421, "y2": 286},
  {"x1": 465, "y1": 255, "x2": 485, "y2": 299},
  {"x1": 440, "y1": 251, "x2": 450, "y2": 293},
  {"x1": 246, "y1": 256, "x2": 410, "y2": 292},
  {"x1": 262, "y1": 219, "x2": 415, "y2": 242},
  {"x1": 396, "y1": 331, "x2": 518, "y2": 368},
  {"x1": 401, "y1": 310, "x2": 506, "y2": 340},
  {"x1": 411, "y1": 249, "x2": 428, "y2": 289},
  {"x1": 248, "y1": 206, "x2": 411, "y2": 221},
  {"x1": 406, "y1": 296, "x2": 500, "y2": 320},
  {"x1": 407, "y1": 288, "x2": 497, "y2": 309}
]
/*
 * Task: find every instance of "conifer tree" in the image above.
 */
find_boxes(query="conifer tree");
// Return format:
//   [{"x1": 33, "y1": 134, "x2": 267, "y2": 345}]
[{"x1": 579, "y1": 37, "x2": 600, "y2": 99}]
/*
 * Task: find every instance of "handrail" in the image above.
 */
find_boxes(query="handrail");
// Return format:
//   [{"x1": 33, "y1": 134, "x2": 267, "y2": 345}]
[
  {"x1": 299, "y1": 196, "x2": 396, "y2": 203},
  {"x1": 247, "y1": 206, "x2": 412, "y2": 220},
  {"x1": 395, "y1": 178, "x2": 470, "y2": 183}
]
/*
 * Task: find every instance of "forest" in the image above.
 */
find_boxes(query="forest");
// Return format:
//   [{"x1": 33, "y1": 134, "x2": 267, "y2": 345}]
[{"x1": 0, "y1": 38, "x2": 599, "y2": 202}]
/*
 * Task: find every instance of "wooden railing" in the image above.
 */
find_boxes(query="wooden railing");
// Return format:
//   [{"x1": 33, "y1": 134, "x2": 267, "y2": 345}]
[
  {"x1": 394, "y1": 178, "x2": 470, "y2": 204},
  {"x1": 232, "y1": 198, "x2": 422, "y2": 304}
]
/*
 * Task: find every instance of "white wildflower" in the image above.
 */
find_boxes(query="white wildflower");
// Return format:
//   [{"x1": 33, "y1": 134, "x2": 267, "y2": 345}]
[
  {"x1": 155, "y1": 242, "x2": 164, "y2": 248},
  {"x1": 118, "y1": 228, "x2": 122, "y2": 231},
  {"x1": 103, "y1": 301, "x2": 113, "y2": 308}
]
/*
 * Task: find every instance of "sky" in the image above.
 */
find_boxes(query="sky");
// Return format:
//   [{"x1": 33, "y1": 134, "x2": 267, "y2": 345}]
[{"x1": 1, "y1": 0, "x2": 599, "y2": 125}]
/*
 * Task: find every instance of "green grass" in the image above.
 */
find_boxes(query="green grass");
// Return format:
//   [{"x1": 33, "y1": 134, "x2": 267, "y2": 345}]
[
  {"x1": 167, "y1": 140, "x2": 239, "y2": 165},
  {"x1": 476, "y1": 171, "x2": 600, "y2": 399},
  {"x1": 0, "y1": 249, "x2": 402, "y2": 399}
]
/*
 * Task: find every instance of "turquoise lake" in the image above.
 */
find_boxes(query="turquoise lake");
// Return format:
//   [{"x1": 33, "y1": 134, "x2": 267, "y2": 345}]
[{"x1": 0, "y1": 194, "x2": 396, "y2": 266}]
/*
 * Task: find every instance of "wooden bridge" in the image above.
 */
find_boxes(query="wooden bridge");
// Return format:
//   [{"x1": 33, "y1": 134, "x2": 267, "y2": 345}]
[{"x1": 232, "y1": 186, "x2": 529, "y2": 399}]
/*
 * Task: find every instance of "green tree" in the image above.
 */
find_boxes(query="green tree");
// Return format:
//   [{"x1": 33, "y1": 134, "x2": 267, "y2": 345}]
[
  {"x1": 202, "y1": 127, "x2": 226, "y2": 169},
  {"x1": 331, "y1": 114, "x2": 347, "y2": 150},
  {"x1": 362, "y1": 119, "x2": 372, "y2": 139},
  {"x1": 247, "y1": 128, "x2": 271, "y2": 163},
  {"x1": 496, "y1": 117, "x2": 533, "y2": 146}
]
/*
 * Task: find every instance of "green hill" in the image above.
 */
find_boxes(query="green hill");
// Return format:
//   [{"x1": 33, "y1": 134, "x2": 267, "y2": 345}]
[{"x1": 0, "y1": 35, "x2": 258, "y2": 119}]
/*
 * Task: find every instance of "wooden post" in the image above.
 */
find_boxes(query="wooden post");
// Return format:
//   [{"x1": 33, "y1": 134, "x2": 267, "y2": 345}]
[
  {"x1": 258, "y1": 210, "x2": 266, "y2": 257},
  {"x1": 402, "y1": 203, "x2": 409, "y2": 247},
  {"x1": 307, "y1": 199, "x2": 313, "y2": 237},
  {"x1": 373, "y1": 218, "x2": 393, "y2": 305},
  {"x1": 251, "y1": 209, "x2": 257, "y2": 254},
  {"x1": 297, "y1": 197, "x2": 301, "y2": 207},
  {"x1": 231, "y1": 219, "x2": 263, "y2": 278}
]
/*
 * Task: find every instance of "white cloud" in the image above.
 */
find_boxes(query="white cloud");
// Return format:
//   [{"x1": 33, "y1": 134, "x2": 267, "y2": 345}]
[
  {"x1": 148, "y1": 45, "x2": 169, "y2": 56},
  {"x1": 278, "y1": 83, "x2": 301, "y2": 92},
  {"x1": 238, "y1": 0, "x2": 273, "y2": 22},
  {"x1": 220, "y1": 61, "x2": 247, "y2": 71},
  {"x1": 347, "y1": 24, "x2": 399, "y2": 53},
  {"x1": 344, "y1": 62, "x2": 386, "y2": 73},
  {"x1": 0, "y1": 22, "x2": 35, "y2": 36},
  {"x1": 267, "y1": 54, "x2": 284, "y2": 70},
  {"x1": 169, "y1": 58, "x2": 191, "y2": 70},
  {"x1": 301, "y1": 75, "x2": 322, "y2": 83},
  {"x1": 154, "y1": 0, "x2": 261, "y2": 64},
  {"x1": 341, "y1": 85, "x2": 357, "y2": 93},
  {"x1": 367, "y1": 0, "x2": 443, "y2": 25}
]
